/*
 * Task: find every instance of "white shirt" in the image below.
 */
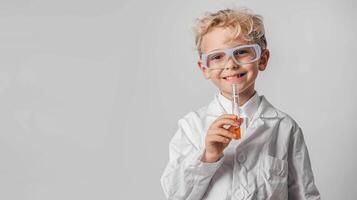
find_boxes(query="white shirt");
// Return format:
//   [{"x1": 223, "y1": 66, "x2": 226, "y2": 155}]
[{"x1": 161, "y1": 92, "x2": 320, "y2": 200}]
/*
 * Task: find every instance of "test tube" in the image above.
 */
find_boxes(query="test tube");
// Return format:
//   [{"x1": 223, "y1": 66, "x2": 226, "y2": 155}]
[{"x1": 231, "y1": 84, "x2": 241, "y2": 139}]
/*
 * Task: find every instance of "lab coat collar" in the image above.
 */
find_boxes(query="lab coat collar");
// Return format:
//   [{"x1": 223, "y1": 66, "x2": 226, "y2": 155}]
[
  {"x1": 217, "y1": 91, "x2": 260, "y2": 122},
  {"x1": 255, "y1": 96, "x2": 279, "y2": 119},
  {"x1": 207, "y1": 93, "x2": 278, "y2": 120}
]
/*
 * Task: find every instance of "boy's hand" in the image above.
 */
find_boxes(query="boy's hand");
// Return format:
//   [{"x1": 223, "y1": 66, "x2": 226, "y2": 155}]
[{"x1": 201, "y1": 114, "x2": 243, "y2": 163}]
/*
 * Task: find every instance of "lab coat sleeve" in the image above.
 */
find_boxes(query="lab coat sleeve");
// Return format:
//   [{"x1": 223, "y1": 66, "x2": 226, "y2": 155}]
[
  {"x1": 160, "y1": 117, "x2": 224, "y2": 200},
  {"x1": 287, "y1": 127, "x2": 321, "y2": 200}
]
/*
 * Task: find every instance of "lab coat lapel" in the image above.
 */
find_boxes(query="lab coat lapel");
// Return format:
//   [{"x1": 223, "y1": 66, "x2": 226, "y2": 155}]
[
  {"x1": 206, "y1": 94, "x2": 226, "y2": 117},
  {"x1": 243, "y1": 96, "x2": 280, "y2": 143},
  {"x1": 205, "y1": 95, "x2": 226, "y2": 130}
]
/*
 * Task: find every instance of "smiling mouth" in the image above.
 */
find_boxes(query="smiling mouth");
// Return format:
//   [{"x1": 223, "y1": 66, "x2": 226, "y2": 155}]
[{"x1": 223, "y1": 73, "x2": 247, "y2": 80}]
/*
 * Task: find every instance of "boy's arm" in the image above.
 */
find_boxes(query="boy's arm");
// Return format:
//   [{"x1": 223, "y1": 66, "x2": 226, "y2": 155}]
[
  {"x1": 287, "y1": 127, "x2": 321, "y2": 200},
  {"x1": 160, "y1": 118, "x2": 224, "y2": 200}
]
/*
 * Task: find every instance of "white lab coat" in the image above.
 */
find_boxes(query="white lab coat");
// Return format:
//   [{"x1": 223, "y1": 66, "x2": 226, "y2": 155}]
[{"x1": 160, "y1": 93, "x2": 320, "y2": 200}]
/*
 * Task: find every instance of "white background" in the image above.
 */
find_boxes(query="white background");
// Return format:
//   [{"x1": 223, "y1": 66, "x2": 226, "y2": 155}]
[{"x1": 0, "y1": 0, "x2": 356, "y2": 199}]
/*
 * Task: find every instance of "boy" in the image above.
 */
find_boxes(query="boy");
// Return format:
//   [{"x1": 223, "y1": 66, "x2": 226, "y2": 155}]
[{"x1": 161, "y1": 8, "x2": 320, "y2": 200}]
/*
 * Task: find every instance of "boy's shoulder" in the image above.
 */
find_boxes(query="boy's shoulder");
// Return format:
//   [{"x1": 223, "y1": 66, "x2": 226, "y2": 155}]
[{"x1": 175, "y1": 105, "x2": 210, "y2": 145}]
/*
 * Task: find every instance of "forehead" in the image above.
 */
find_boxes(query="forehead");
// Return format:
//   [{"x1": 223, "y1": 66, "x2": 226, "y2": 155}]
[{"x1": 201, "y1": 27, "x2": 246, "y2": 53}]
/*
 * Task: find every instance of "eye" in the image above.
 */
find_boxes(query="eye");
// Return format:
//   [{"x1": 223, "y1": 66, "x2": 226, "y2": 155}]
[
  {"x1": 234, "y1": 50, "x2": 248, "y2": 56},
  {"x1": 211, "y1": 55, "x2": 222, "y2": 60},
  {"x1": 208, "y1": 52, "x2": 225, "y2": 61}
]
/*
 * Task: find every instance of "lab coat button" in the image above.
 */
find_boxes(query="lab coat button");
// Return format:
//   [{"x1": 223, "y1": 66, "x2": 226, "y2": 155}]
[{"x1": 237, "y1": 153, "x2": 246, "y2": 163}]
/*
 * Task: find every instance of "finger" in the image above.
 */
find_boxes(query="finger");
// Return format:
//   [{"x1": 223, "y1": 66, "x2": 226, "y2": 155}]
[
  {"x1": 226, "y1": 118, "x2": 243, "y2": 133},
  {"x1": 228, "y1": 125, "x2": 236, "y2": 132},
  {"x1": 207, "y1": 134, "x2": 230, "y2": 144},
  {"x1": 211, "y1": 118, "x2": 238, "y2": 129},
  {"x1": 236, "y1": 118, "x2": 244, "y2": 126},
  {"x1": 209, "y1": 128, "x2": 235, "y2": 139}
]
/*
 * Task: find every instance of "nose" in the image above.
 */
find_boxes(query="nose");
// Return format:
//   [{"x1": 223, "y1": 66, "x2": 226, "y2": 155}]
[{"x1": 223, "y1": 56, "x2": 240, "y2": 70}]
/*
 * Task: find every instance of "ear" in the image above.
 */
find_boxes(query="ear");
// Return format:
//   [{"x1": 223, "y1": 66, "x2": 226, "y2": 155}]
[
  {"x1": 258, "y1": 49, "x2": 270, "y2": 71},
  {"x1": 197, "y1": 60, "x2": 211, "y2": 80}
]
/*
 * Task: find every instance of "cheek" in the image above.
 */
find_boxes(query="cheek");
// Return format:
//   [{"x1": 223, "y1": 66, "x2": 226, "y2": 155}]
[
  {"x1": 209, "y1": 70, "x2": 222, "y2": 79},
  {"x1": 246, "y1": 65, "x2": 259, "y2": 79},
  {"x1": 209, "y1": 71, "x2": 224, "y2": 85}
]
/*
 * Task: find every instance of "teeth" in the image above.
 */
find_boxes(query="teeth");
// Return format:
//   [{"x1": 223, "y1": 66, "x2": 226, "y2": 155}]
[
  {"x1": 226, "y1": 76, "x2": 237, "y2": 80},
  {"x1": 225, "y1": 73, "x2": 244, "y2": 79}
]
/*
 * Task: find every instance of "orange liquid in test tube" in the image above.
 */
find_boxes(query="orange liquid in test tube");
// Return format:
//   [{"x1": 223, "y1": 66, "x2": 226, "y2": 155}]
[
  {"x1": 233, "y1": 127, "x2": 241, "y2": 139},
  {"x1": 231, "y1": 83, "x2": 241, "y2": 140}
]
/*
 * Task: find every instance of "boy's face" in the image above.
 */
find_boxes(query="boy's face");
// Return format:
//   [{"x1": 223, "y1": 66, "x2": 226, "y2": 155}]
[{"x1": 197, "y1": 27, "x2": 270, "y2": 101}]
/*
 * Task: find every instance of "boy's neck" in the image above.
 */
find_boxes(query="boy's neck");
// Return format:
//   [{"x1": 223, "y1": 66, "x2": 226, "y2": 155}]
[{"x1": 220, "y1": 85, "x2": 256, "y2": 106}]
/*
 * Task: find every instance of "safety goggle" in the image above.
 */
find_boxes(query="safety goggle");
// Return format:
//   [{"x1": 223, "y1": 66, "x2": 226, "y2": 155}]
[{"x1": 201, "y1": 44, "x2": 262, "y2": 69}]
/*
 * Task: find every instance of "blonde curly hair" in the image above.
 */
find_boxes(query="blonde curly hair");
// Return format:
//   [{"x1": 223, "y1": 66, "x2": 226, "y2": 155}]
[{"x1": 192, "y1": 8, "x2": 267, "y2": 55}]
